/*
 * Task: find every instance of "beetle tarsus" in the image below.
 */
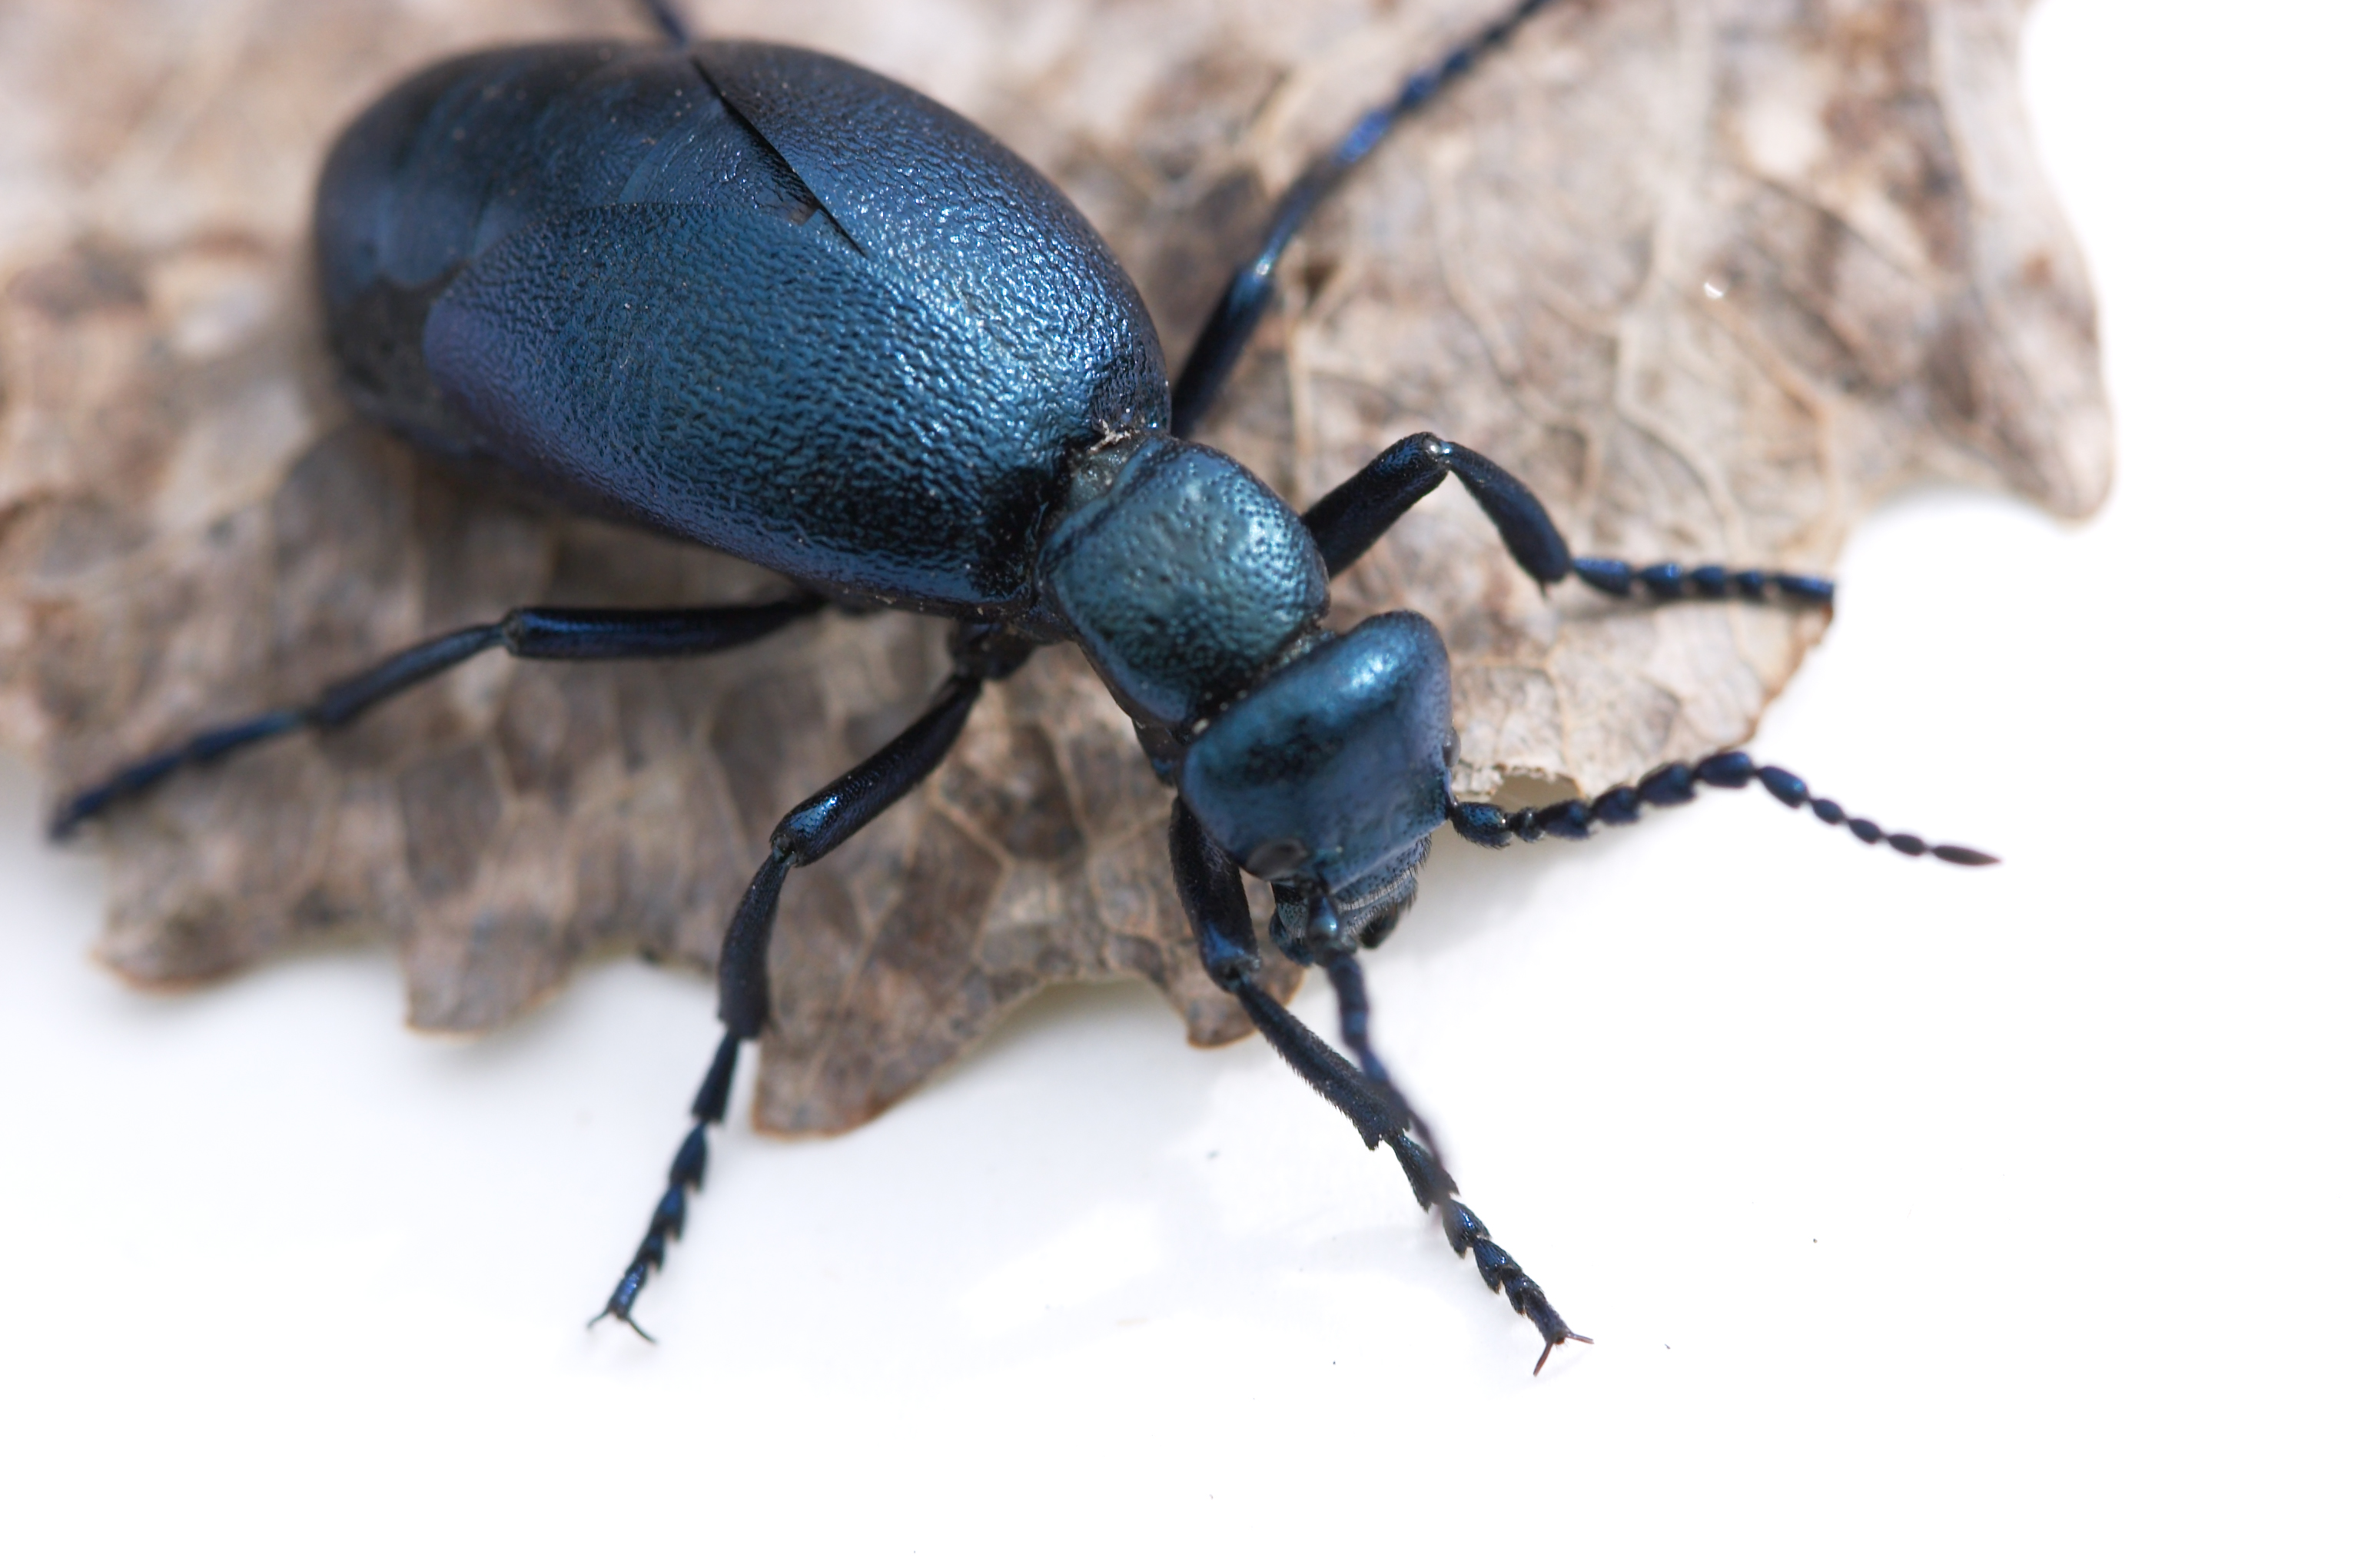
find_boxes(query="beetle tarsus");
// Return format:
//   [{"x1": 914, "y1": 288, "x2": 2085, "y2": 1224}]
[
  {"x1": 592, "y1": 1032, "x2": 741, "y2": 1342},
  {"x1": 591, "y1": 1265, "x2": 661, "y2": 1344},
  {"x1": 1443, "y1": 1191, "x2": 1586, "y2": 1370},
  {"x1": 1532, "y1": 1327, "x2": 1587, "y2": 1377}
]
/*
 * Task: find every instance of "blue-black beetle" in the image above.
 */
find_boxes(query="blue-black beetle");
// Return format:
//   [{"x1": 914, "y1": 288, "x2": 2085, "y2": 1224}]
[{"x1": 53, "y1": 0, "x2": 1991, "y2": 1369}]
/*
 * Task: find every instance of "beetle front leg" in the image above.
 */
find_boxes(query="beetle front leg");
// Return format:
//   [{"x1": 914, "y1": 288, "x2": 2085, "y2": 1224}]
[
  {"x1": 1323, "y1": 952, "x2": 1442, "y2": 1160},
  {"x1": 1302, "y1": 432, "x2": 1839, "y2": 606},
  {"x1": 593, "y1": 627, "x2": 1029, "y2": 1340},
  {"x1": 1168, "y1": 799, "x2": 1587, "y2": 1372},
  {"x1": 1303, "y1": 432, "x2": 1572, "y2": 584}
]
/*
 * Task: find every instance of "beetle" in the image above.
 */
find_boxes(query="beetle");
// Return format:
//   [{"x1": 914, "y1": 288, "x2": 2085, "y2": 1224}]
[{"x1": 49, "y1": 0, "x2": 1992, "y2": 1370}]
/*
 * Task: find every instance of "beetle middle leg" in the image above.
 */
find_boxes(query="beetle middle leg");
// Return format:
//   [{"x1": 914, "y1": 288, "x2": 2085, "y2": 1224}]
[
  {"x1": 48, "y1": 593, "x2": 828, "y2": 839},
  {"x1": 592, "y1": 623, "x2": 1035, "y2": 1340},
  {"x1": 1169, "y1": 797, "x2": 1586, "y2": 1373}
]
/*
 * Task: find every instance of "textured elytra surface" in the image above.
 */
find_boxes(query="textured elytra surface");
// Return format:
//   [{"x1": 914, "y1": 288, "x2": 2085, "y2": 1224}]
[{"x1": 0, "y1": 0, "x2": 2108, "y2": 1137}]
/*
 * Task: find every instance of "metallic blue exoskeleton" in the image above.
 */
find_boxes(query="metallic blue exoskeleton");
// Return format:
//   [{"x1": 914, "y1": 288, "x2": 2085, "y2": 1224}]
[
  {"x1": 55, "y1": 1, "x2": 1980, "y2": 1370},
  {"x1": 316, "y1": 42, "x2": 1167, "y2": 616},
  {"x1": 310, "y1": 38, "x2": 1510, "y2": 964}
]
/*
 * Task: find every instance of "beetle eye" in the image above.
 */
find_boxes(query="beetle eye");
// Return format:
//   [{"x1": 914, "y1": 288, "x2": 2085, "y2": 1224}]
[
  {"x1": 1244, "y1": 837, "x2": 1311, "y2": 879},
  {"x1": 1357, "y1": 905, "x2": 1403, "y2": 949}
]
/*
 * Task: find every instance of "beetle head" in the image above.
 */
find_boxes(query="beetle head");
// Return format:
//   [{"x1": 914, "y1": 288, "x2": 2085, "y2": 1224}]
[{"x1": 1177, "y1": 611, "x2": 1454, "y2": 963}]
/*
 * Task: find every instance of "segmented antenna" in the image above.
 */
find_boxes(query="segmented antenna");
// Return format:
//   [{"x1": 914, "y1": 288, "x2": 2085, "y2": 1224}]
[{"x1": 1447, "y1": 751, "x2": 1998, "y2": 865}]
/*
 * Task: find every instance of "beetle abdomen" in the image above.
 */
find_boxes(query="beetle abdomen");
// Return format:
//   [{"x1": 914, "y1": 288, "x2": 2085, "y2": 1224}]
[{"x1": 316, "y1": 42, "x2": 1168, "y2": 613}]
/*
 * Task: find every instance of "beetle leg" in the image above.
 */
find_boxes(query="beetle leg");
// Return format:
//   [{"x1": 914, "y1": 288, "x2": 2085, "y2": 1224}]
[
  {"x1": 1445, "y1": 750, "x2": 1999, "y2": 866},
  {"x1": 1303, "y1": 432, "x2": 1570, "y2": 583},
  {"x1": 1168, "y1": 0, "x2": 1565, "y2": 437},
  {"x1": 1300, "y1": 430, "x2": 1845, "y2": 607},
  {"x1": 638, "y1": 0, "x2": 694, "y2": 46},
  {"x1": 1323, "y1": 953, "x2": 1443, "y2": 1162},
  {"x1": 1170, "y1": 799, "x2": 1586, "y2": 1372},
  {"x1": 593, "y1": 631, "x2": 1030, "y2": 1340},
  {"x1": 48, "y1": 593, "x2": 825, "y2": 839}
]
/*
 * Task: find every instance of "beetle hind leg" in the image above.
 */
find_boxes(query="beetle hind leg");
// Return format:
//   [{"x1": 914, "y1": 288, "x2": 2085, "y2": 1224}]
[
  {"x1": 48, "y1": 594, "x2": 825, "y2": 840},
  {"x1": 637, "y1": 0, "x2": 695, "y2": 46},
  {"x1": 1169, "y1": 0, "x2": 1566, "y2": 437}
]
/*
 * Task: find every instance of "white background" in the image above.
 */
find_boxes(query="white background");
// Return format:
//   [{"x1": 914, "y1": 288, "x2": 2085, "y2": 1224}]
[{"x1": 3, "y1": 1, "x2": 2356, "y2": 1562}]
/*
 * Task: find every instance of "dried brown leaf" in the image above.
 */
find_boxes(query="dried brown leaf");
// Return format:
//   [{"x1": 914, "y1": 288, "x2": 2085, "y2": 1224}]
[{"x1": 0, "y1": 0, "x2": 2107, "y2": 1136}]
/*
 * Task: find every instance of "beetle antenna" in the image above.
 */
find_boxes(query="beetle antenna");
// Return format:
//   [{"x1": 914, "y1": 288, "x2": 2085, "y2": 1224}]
[
  {"x1": 1171, "y1": 0, "x2": 1569, "y2": 435},
  {"x1": 1567, "y1": 557, "x2": 1835, "y2": 606},
  {"x1": 639, "y1": 0, "x2": 694, "y2": 46},
  {"x1": 1446, "y1": 751, "x2": 2000, "y2": 866}
]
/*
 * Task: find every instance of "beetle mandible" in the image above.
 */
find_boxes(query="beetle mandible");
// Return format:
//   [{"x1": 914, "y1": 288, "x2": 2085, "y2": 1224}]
[{"x1": 51, "y1": 0, "x2": 1994, "y2": 1370}]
